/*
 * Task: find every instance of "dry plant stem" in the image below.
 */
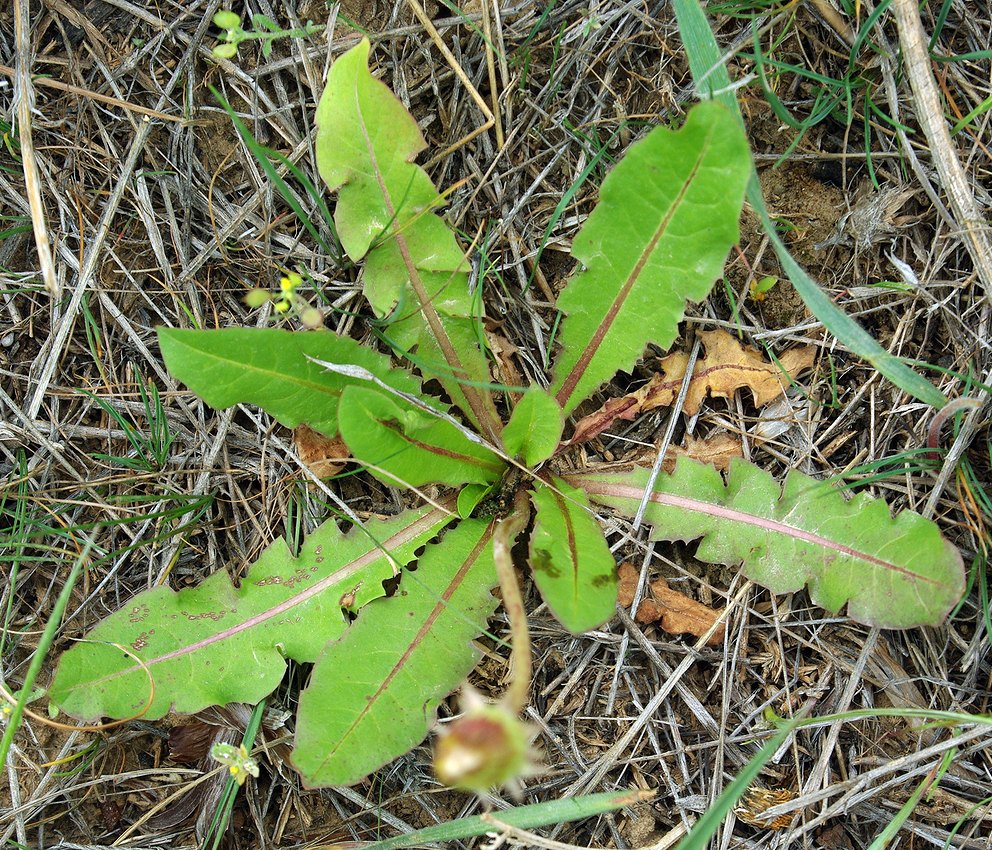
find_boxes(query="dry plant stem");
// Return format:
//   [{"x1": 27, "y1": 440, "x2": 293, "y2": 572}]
[
  {"x1": 0, "y1": 64, "x2": 182, "y2": 123},
  {"x1": 808, "y1": 0, "x2": 855, "y2": 44},
  {"x1": 479, "y1": 814, "x2": 601, "y2": 850},
  {"x1": 479, "y1": 0, "x2": 505, "y2": 148},
  {"x1": 13, "y1": 0, "x2": 57, "y2": 297},
  {"x1": 26, "y1": 117, "x2": 154, "y2": 420},
  {"x1": 891, "y1": 0, "x2": 992, "y2": 300},
  {"x1": 492, "y1": 488, "x2": 533, "y2": 714},
  {"x1": 569, "y1": 582, "x2": 755, "y2": 796},
  {"x1": 404, "y1": 0, "x2": 496, "y2": 163}
]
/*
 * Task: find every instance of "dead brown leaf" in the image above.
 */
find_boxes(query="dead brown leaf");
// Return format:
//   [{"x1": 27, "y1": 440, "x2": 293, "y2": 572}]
[
  {"x1": 645, "y1": 329, "x2": 816, "y2": 415},
  {"x1": 674, "y1": 433, "x2": 743, "y2": 472},
  {"x1": 589, "y1": 433, "x2": 743, "y2": 474},
  {"x1": 485, "y1": 321, "x2": 525, "y2": 405},
  {"x1": 294, "y1": 424, "x2": 348, "y2": 478},
  {"x1": 566, "y1": 329, "x2": 815, "y2": 446},
  {"x1": 617, "y1": 563, "x2": 725, "y2": 645}
]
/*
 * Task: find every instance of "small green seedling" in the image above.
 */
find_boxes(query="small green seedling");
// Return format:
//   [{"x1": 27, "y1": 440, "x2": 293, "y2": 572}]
[
  {"x1": 49, "y1": 38, "x2": 965, "y2": 793},
  {"x1": 749, "y1": 274, "x2": 778, "y2": 301},
  {"x1": 211, "y1": 10, "x2": 320, "y2": 60}
]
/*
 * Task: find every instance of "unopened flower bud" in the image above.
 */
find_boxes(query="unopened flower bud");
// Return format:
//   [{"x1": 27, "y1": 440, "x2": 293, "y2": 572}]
[{"x1": 433, "y1": 700, "x2": 529, "y2": 792}]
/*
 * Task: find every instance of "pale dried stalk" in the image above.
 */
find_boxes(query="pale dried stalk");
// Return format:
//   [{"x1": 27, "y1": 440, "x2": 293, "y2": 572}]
[{"x1": 891, "y1": 0, "x2": 992, "y2": 301}]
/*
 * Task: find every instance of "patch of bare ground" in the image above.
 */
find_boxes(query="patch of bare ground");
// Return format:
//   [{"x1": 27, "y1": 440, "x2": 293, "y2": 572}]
[{"x1": 1, "y1": 1, "x2": 990, "y2": 848}]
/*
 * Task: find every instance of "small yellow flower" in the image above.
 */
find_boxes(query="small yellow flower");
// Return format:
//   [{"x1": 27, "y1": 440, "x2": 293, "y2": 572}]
[
  {"x1": 280, "y1": 272, "x2": 302, "y2": 293},
  {"x1": 210, "y1": 742, "x2": 259, "y2": 786}
]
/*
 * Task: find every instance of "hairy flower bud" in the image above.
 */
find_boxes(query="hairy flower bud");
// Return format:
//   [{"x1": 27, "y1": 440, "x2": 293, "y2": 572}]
[{"x1": 433, "y1": 698, "x2": 530, "y2": 792}]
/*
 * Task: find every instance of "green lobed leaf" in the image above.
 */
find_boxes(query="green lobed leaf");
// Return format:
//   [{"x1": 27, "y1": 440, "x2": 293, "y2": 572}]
[
  {"x1": 568, "y1": 458, "x2": 965, "y2": 629},
  {"x1": 292, "y1": 518, "x2": 497, "y2": 787},
  {"x1": 49, "y1": 506, "x2": 453, "y2": 721},
  {"x1": 157, "y1": 327, "x2": 420, "y2": 438},
  {"x1": 529, "y1": 477, "x2": 617, "y2": 634},
  {"x1": 550, "y1": 101, "x2": 750, "y2": 415},
  {"x1": 316, "y1": 38, "x2": 442, "y2": 263},
  {"x1": 315, "y1": 38, "x2": 497, "y2": 433},
  {"x1": 337, "y1": 385, "x2": 506, "y2": 489},
  {"x1": 502, "y1": 387, "x2": 564, "y2": 466}
]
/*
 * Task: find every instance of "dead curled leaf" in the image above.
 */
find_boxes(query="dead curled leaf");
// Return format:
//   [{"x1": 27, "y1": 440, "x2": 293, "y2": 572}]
[
  {"x1": 617, "y1": 563, "x2": 725, "y2": 645},
  {"x1": 655, "y1": 433, "x2": 743, "y2": 474},
  {"x1": 566, "y1": 328, "x2": 816, "y2": 446},
  {"x1": 294, "y1": 424, "x2": 349, "y2": 478}
]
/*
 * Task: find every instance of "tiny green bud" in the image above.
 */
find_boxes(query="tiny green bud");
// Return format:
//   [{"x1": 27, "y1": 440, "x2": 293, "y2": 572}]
[
  {"x1": 213, "y1": 10, "x2": 242, "y2": 30},
  {"x1": 244, "y1": 288, "x2": 272, "y2": 308},
  {"x1": 212, "y1": 42, "x2": 239, "y2": 60}
]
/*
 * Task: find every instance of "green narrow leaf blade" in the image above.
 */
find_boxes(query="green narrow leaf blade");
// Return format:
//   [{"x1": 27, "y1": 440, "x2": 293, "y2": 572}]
[
  {"x1": 362, "y1": 789, "x2": 654, "y2": 850},
  {"x1": 49, "y1": 506, "x2": 453, "y2": 720},
  {"x1": 569, "y1": 458, "x2": 965, "y2": 629},
  {"x1": 337, "y1": 385, "x2": 506, "y2": 488},
  {"x1": 529, "y1": 477, "x2": 617, "y2": 634},
  {"x1": 550, "y1": 101, "x2": 750, "y2": 415},
  {"x1": 158, "y1": 327, "x2": 420, "y2": 437},
  {"x1": 502, "y1": 387, "x2": 564, "y2": 465},
  {"x1": 292, "y1": 518, "x2": 497, "y2": 787}
]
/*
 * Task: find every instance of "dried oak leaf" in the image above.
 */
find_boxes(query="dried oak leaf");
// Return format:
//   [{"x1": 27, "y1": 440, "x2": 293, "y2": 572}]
[
  {"x1": 294, "y1": 424, "x2": 348, "y2": 478},
  {"x1": 617, "y1": 563, "x2": 725, "y2": 645},
  {"x1": 566, "y1": 329, "x2": 815, "y2": 446},
  {"x1": 574, "y1": 433, "x2": 743, "y2": 475}
]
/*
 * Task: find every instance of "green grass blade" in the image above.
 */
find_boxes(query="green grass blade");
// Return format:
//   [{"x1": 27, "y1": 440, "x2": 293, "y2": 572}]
[
  {"x1": 676, "y1": 718, "x2": 799, "y2": 850},
  {"x1": 364, "y1": 789, "x2": 652, "y2": 849},
  {"x1": 0, "y1": 531, "x2": 99, "y2": 769},
  {"x1": 212, "y1": 88, "x2": 342, "y2": 263}
]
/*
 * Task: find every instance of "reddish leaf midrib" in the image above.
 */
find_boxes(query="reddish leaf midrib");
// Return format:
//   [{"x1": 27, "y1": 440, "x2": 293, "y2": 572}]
[
  {"x1": 315, "y1": 526, "x2": 493, "y2": 770},
  {"x1": 555, "y1": 142, "x2": 708, "y2": 411},
  {"x1": 576, "y1": 478, "x2": 940, "y2": 585}
]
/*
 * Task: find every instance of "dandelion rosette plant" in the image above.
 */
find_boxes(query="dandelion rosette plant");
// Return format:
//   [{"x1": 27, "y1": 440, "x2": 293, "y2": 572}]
[{"x1": 49, "y1": 38, "x2": 964, "y2": 790}]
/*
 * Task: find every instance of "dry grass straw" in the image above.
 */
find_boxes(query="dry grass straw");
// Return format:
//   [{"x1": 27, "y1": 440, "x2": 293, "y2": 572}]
[{"x1": 1, "y1": 1, "x2": 990, "y2": 848}]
